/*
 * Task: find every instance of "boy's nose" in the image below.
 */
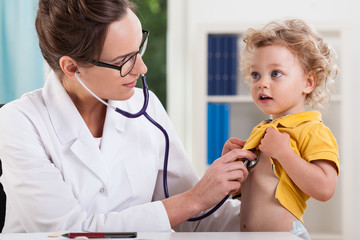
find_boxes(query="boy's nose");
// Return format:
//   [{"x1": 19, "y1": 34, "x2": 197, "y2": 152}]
[{"x1": 257, "y1": 77, "x2": 270, "y2": 88}]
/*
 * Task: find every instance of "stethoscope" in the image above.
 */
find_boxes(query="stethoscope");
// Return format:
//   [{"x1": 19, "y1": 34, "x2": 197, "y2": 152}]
[
  {"x1": 75, "y1": 72, "x2": 258, "y2": 221},
  {"x1": 243, "y1": 157, "x2": 259, "y2": 169}
]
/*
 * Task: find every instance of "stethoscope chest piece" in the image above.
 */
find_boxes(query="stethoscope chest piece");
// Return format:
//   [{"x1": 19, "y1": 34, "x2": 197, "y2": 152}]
[{"x1": 243, "y1": 155, "x2": 259, "y2": 169}]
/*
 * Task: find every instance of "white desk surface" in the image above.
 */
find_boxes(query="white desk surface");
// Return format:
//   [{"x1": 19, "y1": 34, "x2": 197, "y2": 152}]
[{"x1": 0, "y1": 232, "x2": 301, "y2": 240}]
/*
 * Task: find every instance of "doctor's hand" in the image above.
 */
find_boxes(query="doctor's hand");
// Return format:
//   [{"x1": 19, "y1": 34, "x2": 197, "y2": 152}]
[
  {"x1": 162, "y1": 148, "x2": 256, "y2": 228},
  {"x1": 221, "y1": 137, "x2": 245, "y2": 156},
  {"x1": 195, "y1": 148, "x2": 255, "y2": 203}
]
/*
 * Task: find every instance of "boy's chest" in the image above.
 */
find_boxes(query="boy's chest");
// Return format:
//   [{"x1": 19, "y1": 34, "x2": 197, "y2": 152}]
[{"x1": 242, "y1": 152, "x2": 278, "y2": 195}]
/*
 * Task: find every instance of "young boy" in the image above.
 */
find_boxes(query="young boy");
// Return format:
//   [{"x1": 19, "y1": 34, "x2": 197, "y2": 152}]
[{"x1": 222, "y1": 19, "x2": 339, "y2": 239}]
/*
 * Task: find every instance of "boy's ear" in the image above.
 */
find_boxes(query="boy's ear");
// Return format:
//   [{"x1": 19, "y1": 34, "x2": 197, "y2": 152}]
[
  {"x1": 59, "y1": 56, "x2": 79, "y2": 80},
  {"x1": 303, "y1": 71, "x2": 316, "y2": 94}
]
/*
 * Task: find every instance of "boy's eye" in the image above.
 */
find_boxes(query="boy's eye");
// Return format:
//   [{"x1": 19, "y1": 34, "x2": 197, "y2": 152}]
[
  {"x1": 271, "y1": 71, "x2": 282, "y2": 78},
  {"x1": 251, "y1": 72, "x2": 260, "y2": 79}
]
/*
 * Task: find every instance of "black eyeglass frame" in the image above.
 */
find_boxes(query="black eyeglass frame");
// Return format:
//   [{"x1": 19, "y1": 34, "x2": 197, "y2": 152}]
[{"x1": 90, "y1": 29, "x2": 149, "y2": 77}]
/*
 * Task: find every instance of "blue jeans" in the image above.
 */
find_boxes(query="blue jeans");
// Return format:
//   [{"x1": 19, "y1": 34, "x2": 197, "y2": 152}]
[{"x1": 290, "y1": 220, "x2": 311, "y2": 240}]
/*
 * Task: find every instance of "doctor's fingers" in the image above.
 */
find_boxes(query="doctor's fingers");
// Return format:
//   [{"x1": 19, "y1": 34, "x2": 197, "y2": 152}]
[
  {"x1": 228, "y1": 137, "x2": 246, "y2": 147},
  {"x1": 206, "y1": 160, "x2": 248, "y2": 186},
  {"x1": 220, "y1": 169, "x2": 248, "y2": 196},
  {"x1": 225, "y1": 164, "x2": 249, "y2": 183},
  {"x1": 224, "y1": 137, "x2": 245, "y2": 149},
  {"x1": 218, "y1": 148, "x2": 257, "y2": 164},
  {"x1": 197, "y1": 169, "x2": 244, "y2": 201},
  {"x1": 221, "y1": 159, "x2": 248, "y2": 177},
  {"x1": 221, "y1": 138, "x2": 245, "y2": 155}
]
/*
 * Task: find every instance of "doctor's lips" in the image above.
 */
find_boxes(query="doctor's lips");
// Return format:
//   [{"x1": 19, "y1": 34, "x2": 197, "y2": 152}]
[{"x1": 123, "y1": 79, "x2": 137, "y2": 88}]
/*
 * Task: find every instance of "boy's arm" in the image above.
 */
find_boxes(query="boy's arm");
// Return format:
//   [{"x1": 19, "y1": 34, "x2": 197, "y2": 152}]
[{"x1": 259, "y1": 127, "x2": 338, "y2": 201}]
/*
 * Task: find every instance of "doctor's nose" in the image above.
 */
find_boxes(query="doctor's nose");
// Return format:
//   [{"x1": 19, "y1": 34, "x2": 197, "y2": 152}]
[{"x1": 131, "y1": 54, "x2": 148, "y2": 76}]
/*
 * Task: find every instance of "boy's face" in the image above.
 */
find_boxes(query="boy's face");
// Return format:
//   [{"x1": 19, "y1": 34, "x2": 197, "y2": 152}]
[{"x1": 249, "y1": 45, "x2": 314, "y2": 119}]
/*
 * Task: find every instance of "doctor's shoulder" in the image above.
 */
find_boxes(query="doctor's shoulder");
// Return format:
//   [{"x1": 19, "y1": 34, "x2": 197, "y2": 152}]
[{"x1": 0, "y1": 89, "x2": 47, "y2": 129}]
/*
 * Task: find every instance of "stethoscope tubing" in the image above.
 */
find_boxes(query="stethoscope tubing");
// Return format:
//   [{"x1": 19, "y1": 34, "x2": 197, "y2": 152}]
[
  {"x1": 114, "y1": 75, "x2": 228, "y2": 221},
  {"x1": 143, "y1": 109, "x2": 230, "y2": 221},
  {"x1": 115, "y1": 75, "x2": 149, "y2": 118},
  {"x1": 75, "y1": 72, "x2": 228, "y2": 221}
]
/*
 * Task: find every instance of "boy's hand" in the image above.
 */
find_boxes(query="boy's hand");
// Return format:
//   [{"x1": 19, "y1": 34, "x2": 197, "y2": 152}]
[
  {"x1": 221, "y1": 137, "x2": 245, "y2": 156},
  {"x1": 258, "y1": 127, "x2": 292, "y2": 161}
]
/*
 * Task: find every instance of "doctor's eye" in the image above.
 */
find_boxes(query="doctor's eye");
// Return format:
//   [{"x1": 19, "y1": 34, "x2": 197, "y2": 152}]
[{"x1": 115, "y1": 59, "x2": 126, "y2": 66}]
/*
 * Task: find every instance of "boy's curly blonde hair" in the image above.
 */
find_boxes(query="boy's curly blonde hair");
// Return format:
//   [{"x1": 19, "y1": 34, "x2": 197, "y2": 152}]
[{"x1": 240, "y1": 19, "x2": 338, "y2": 110}]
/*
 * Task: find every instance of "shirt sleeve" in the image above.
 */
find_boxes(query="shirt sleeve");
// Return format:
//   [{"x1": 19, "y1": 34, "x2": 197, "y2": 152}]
[{"x1": 300, "y1": 123, "x2": 340, "y2": 174}]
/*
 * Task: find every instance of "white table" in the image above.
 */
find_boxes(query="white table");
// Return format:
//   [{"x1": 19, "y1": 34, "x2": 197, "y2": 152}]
[{"x1": 0, "y1": 232, "x2": 301, "y2": 240}]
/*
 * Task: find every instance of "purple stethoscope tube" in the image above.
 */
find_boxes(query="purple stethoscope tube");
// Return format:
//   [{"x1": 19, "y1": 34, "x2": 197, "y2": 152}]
[
  {"x1": 116, "y1": 75, "x2": 230, "y2": 221},
  {"x1": 75, "y1": 72, "x2": 229, "y2": 221}
]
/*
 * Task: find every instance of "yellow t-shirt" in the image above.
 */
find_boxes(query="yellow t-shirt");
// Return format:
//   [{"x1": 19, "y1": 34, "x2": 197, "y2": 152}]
[{"x1": 240, "y1": 111, "x2": 339, "y2": 222}]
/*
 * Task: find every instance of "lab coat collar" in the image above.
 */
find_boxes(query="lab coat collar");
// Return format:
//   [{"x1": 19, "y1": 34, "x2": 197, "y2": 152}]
[
  {"x1": 99, "y1": 90, "x2": 144, "y2": 160},
  {"x1": 42, "y1": 71, "x2": 111, "y2": 185},
  {"x1": 99, "y1": 102, "x2": 126, "y2": 161},
  {"x1": 42, "y1": 71, "x2": 86, "y2": 145},
  {"x1": 42, "y1": 71, "x2": 128, "y2": 143}
]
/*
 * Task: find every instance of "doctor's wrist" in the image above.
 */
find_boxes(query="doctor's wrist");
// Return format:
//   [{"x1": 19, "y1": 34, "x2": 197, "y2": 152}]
[{"x1": 161, "y1": 190, "x2": 204, "y2": 228}]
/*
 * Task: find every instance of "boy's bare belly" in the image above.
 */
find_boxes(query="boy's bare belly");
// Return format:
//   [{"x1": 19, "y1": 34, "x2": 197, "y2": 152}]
[{"x1": 240, "y1": 152, "x2": 297, "y2": 232}]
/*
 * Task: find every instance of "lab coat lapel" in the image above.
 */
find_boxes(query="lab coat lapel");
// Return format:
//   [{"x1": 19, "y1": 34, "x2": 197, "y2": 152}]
[
  {"x1": 43, "y1": 71, "x2": 110, "y2": 186},
  {"x1": 69, "y1": 138, "x2": 110, "y2": 187},
  {"x1": 100, "y1": 100, "x2": 126, "y2": 163},
  {"x1": 100, "y1": 93, "x2": 156, "y2": 198},
  {"x1": 100, "y1": 91, "x2": 148, "y2": 162}
]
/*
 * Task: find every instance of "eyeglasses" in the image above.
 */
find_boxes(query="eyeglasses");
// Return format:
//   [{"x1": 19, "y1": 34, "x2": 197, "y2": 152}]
[{"x1": 90, "y1": 29, "x2": 149, "y2": 77}]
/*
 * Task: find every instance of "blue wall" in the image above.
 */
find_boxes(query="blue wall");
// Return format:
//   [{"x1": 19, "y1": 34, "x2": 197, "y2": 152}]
[{"x1": 0, "y1": 0, "x2": 44, "y2": 103}]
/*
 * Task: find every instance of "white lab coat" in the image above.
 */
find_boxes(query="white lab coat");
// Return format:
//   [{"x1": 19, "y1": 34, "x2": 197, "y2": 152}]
[{"x1": 0, "y1": 71, "x2": 240, "y2": 233}]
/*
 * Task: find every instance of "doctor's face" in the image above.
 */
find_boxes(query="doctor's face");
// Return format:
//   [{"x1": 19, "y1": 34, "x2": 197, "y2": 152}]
[{"x1": 77, "y1": 8, "x2": 148, "y2": 101}]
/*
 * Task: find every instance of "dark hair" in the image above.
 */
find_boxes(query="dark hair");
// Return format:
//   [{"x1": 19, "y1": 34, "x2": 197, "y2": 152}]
[{"x1": 35, "y1": 0, "x2": 136, "y2": 75}]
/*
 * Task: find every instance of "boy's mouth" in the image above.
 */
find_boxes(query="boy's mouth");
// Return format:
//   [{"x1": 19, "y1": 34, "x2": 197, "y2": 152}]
[{"x1": 259, "y1": 94, "x2": 273, "y2": 100}]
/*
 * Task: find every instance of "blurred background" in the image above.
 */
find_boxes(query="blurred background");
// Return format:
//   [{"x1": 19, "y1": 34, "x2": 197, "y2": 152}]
[
  {"x1": 0, "y1": 0, "x2": 43, "y2": 103},
  {"x1": 0, "y1": 0, "x2": 168, "y2": 107},
  {"x1": 1, "y1": 0, "x2": 360, "y2": 239}
]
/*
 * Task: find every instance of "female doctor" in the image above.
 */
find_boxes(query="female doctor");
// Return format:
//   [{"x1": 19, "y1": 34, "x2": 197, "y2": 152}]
[{"x1": 0, "y1": 0, "x2": 256, "y2": 233}]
